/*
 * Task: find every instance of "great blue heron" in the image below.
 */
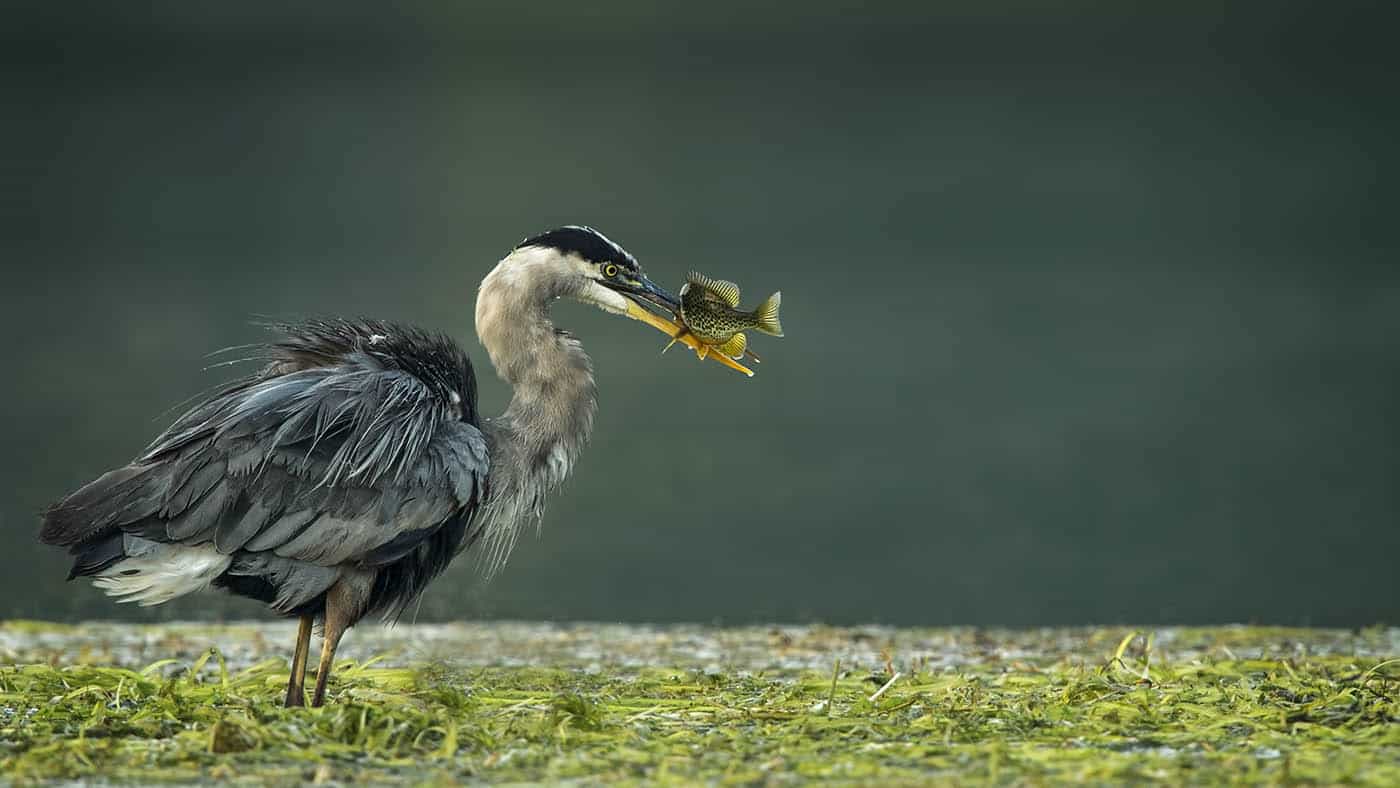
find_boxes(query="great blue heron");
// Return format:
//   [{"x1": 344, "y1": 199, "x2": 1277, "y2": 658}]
[{"x1": 38, "y1": 226, "x2": 722, "y2": 707}]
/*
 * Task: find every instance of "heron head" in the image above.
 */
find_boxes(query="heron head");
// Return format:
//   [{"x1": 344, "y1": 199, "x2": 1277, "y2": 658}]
[
  {"x1": 512, "y1": 225, "x2": 683, "y2": 324},
  {"x1": 481, "y1": 226, "x2": 754, "y2": 376}
]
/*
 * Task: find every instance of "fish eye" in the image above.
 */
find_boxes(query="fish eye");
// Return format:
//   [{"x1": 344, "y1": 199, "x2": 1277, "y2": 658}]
[{"x1": 602, "y1": 264, "x2": 619, "y2": 278}]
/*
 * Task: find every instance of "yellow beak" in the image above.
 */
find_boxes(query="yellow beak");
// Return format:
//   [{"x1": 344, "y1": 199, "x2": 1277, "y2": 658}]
[{"x1": 624, "y1": 300, "x2": 754, "y2": 377}]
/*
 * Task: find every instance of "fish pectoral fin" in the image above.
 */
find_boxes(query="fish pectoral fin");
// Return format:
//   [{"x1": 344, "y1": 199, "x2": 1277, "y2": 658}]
[
  {"x1": 662, "y1": 327, "x2": 690, "y2": 354},
  {"x1": 716, "y1": 332, "x2": 747, "y2": 360},
  {"x1": 695, "y1": 344, "x2": 710, "y2": 360}
]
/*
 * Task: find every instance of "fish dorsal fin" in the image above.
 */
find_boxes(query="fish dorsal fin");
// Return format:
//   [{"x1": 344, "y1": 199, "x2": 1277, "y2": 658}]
[{"x1": 686, "y1": 271, "x2": 741, "y2": 307}]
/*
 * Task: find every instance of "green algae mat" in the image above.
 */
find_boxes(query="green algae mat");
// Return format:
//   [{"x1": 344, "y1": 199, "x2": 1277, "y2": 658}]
[{"x1": 1, "y1": 622, "x2": 1396, "y2": 784}]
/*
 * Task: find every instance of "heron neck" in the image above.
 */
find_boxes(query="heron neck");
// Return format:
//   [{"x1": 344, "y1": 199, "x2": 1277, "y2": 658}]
[{"x1": 475, "y1": 249, "x2": 598, "y2": 492}]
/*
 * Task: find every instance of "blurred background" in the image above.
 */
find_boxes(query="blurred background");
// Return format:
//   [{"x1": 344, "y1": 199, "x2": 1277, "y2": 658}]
[{"x1": 2, "y1": 2, "x2": 1396, "y2": 627}]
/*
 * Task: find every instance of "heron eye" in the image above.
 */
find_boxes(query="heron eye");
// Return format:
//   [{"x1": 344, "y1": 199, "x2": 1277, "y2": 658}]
[{"x1": 603, "y1": 264, "x2": 619, "y2": 278}]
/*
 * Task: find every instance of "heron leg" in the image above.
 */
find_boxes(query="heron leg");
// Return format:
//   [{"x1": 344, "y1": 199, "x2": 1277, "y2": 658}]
[
  {"x1": 283, "y1": 614, "x2": 314, "y2": 707},
  {"x1": 310, "y1": 596, "x2": 353, "y2": 707}
]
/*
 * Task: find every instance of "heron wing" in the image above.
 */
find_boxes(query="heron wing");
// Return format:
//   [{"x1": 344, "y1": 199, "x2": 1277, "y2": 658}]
[
  {"x1": 45, "y1": 362, "x2": 489, "y2": 570},
  {"x1": 153, "y1": 365, "x2": 488, "y2": 563}
]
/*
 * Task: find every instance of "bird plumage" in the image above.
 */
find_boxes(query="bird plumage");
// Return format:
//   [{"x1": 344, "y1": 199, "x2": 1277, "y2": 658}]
[{"x1": 41, "y1": 318, "x2": 490, "y2": 620}]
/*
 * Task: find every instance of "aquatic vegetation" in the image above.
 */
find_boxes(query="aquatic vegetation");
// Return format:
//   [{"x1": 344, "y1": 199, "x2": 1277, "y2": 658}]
[{"x1": 0, "y1": 623, "x2": 1395, "y2": 783}]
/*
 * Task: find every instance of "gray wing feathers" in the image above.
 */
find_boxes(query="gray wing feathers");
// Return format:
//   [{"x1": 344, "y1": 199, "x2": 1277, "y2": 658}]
[
  {"x1": 40, "y1": 320, "x2": 488, "y2": 615},
  {"x1": 226, "y1": 552, "x2": 340, "y2": 612},
  {"x1": 131, "y1": 365, "x2": 487, "y2": 565}
]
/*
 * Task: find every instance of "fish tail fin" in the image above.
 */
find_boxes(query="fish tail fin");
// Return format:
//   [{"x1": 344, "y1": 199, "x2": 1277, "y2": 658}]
[
  {"x1": 753, "y1": 292, "x2": 783, "y2": 337},
  {"x1": 717, "y1": 332, "x2": 747, "y2": 360}
]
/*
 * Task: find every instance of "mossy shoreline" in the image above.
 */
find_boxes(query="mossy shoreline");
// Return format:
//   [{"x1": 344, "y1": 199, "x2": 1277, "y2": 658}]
[{"x1": 2, "y1": 622, "x2": 1396, "y2": 784}]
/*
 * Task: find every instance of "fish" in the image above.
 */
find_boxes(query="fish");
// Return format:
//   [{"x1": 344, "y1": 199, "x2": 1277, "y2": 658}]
[{"x1": 663, "y1": 271, "x2": 783, "y2": 361}]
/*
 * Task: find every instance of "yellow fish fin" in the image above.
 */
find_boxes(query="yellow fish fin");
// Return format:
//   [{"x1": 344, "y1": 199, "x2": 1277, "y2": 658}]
[
  {"x1": 662, "y1": 327, "x2": 689, "y2": 354},
  {"x1": 695, "y1": 344, "x2": 710, "y2": 360},
  {"x1": 686, "y1": 270, "x2": 741, "y2": 307},
  {"x1": 716, "y1": 332, "x2": 747, "y2": 360},
  {"x1": 752, "y1": 291, "x2": 783, "y2": 337}
]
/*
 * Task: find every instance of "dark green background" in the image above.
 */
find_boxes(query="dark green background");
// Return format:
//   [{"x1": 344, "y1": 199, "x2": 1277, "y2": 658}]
[{"x1": 3, "y1": 3, "x2": 1396, "y2": 626}]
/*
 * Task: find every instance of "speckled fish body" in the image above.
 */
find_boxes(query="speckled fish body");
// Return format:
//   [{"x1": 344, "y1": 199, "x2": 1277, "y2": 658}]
[{"x1": 666, "y1": 271, "x2": 783, "y2": 360}]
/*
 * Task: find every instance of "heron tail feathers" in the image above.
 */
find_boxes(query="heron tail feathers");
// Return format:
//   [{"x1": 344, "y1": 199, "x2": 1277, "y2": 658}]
[{"x1": 39, "y1": 465, "x2": 160, "y2": 548}]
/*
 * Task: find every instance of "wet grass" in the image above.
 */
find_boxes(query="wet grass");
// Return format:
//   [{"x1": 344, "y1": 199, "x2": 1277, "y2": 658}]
[{"x1": 1, "y1": 623, "x2": 1396, "y2": 784}]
